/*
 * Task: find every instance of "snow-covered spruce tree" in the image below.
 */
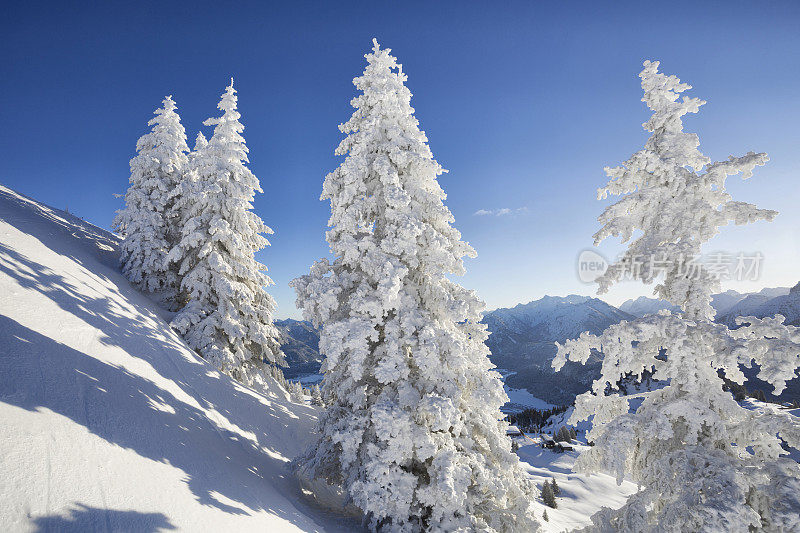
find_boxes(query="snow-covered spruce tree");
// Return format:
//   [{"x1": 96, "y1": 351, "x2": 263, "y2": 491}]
[
  {"x1": 291, "y1": 40, "x2": 538, "y2": 532},
  {"x1": 553, "y1": 61, "x2": 800, "y2": 532},
  {"x1": 113, "y1": 95, "x2": 189, "y2": 302},
  {"x1": 310, "y1": 383, "x2": 324, "y2": 406},
  {"x1": 168, "y1": 133, "x2": 210, "y2": 309},
  {"x1": 190, "y1": 131, "x2": 208, "y2": 167},
  {"x1": 289, "y1": 381, "x2": 305, "y2": 403},
  {"x1": 168, "y1": 80, "x2": 285, "y2": 390}
]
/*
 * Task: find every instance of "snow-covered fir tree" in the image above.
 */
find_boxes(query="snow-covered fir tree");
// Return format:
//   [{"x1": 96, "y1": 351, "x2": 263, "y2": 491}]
[
  {"x1": 168, "y1": 80, "x2": 285, "y2": 391},
  {"x1": 192, "y1": 131, "x2": 208, "y2": 154},
  {"x1": 288, "y1": 380, "x2": 305, "y2": 403},
  {"x1": 310, "y1": 383, "x2": 324, "y2": 406},
  {"x1": 291, "y1": 40, "x2": 538, "y2": 533},
  {"x1": 553, "y1": 61, "x2": 800, "y2": 532},
  {"x1": 113, "y1": 95, "x2": 189, "y2": 302},
  {"x1": 189, "y1": 131, "x2": 208, "y2": 165}
]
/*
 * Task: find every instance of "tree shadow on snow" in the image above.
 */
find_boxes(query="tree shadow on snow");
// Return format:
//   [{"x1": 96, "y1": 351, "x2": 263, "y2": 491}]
[
  {"x1": 31, "y1": 504, "x2": 175, "y2": 533},
  {"x1": 0, "y1": 203, "x2": 359, "y2": 532}
]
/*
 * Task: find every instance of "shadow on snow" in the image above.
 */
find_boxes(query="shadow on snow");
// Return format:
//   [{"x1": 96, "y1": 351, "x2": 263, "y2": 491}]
[{"x1": 0, "y1": 187, "x2": 358, "y2": 531}]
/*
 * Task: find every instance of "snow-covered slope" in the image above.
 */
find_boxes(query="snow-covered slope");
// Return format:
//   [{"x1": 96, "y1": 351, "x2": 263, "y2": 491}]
[
  {"x1": 0, "y1": 185, "x2": 356, "y2": 532},
  {"x1": 517, "y1": 442, "x2": 637, "y2": 532}
]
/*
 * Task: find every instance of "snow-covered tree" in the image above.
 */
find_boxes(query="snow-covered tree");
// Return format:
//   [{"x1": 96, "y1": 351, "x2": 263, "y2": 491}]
[
  {"x1": 266, "y1": 362, "x2": 292, "y2": 392},
  {"x1": 113, "y1": 95, "x2": 189, "y2": 302},
  {"x1": 554, "y1": 61, "x2": 800, "y2": 532},
  {"x1": 310, "y1": 383, "x2": 324, "y2": 406},
  {"x1": 168, "y1": 80, "x2": 285, "y2": 390},
  {"x1": 187, "y1": 131, "x2": 209, "y2": 183},
  {"x1": 291, "y1": 40, "x2": 538, "y2": 532},
  {"x1": 288, "y1": 380, "x2": 305, "y2": 403},
  {"x1": 170, "y1": 133, "x2": 211, "y2": 309},
  {"x1": 192, "y1": 131, "x2": 208, "y2": 155}
]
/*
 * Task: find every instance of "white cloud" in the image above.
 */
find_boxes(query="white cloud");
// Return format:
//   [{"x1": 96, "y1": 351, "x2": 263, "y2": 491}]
[{"x1": 473, "y1": 207, "x2": 528, "y2": 217}]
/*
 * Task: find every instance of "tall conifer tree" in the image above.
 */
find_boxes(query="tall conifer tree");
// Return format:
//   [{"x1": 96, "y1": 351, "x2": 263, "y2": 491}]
[
  {"x1": 292, "y1": 41, "x2": 537, "y2": 532},
  {"x1": 169, "y1": 80, "x2": 284, "y2": 390},
  {"x1": 555, "y1": 61, "x2": 800, "y2": 531},
  {"x1": 114, "y1": 95, "x2": 189, "y2": 302}
]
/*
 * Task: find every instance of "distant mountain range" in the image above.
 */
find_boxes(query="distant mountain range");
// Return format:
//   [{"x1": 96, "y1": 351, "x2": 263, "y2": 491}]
[
  {"x1": 714, "y1": 286, "x2": 798, "y2": 327},
  {"x1": 619, "y1": 286, "x2": 795, "y2": 321},
  {"x1": 618, "y1": 296, "x2": 680, "y2": 317},
  {"x1": 275, "y1": 319, "x2": 323, "y2": 379},
  {"x1": 482, "y1": 295, "x2": 632, "y2": 404},
  {"x1": 487, "y1": 286, "x2": 800, "y2": 404},
  {"x1": 278, "y1": 283, "x2": 800, "y2": 404}
]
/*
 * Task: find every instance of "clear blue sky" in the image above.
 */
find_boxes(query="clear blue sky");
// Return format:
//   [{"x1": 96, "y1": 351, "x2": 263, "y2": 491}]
[{"x1": 2, "y1": 1, "x2": 798, "y2": 318}]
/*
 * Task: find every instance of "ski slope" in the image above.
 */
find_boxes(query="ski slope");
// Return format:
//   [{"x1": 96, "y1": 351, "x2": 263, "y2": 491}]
[{"x1": 0, "y1": 185, "x2": 358, "y2": 532}]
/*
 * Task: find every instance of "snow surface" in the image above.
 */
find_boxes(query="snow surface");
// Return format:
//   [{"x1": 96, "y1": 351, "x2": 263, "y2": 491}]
[
  {"x1": 0, "y1": 185, "x2": 358, "y2": 532},
  {"x1": 517, "y1": 440, "x2": 638, "y2": 532},
  {"x1": 503, "y1": 386, "x2": 555, "y2": 413}
]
